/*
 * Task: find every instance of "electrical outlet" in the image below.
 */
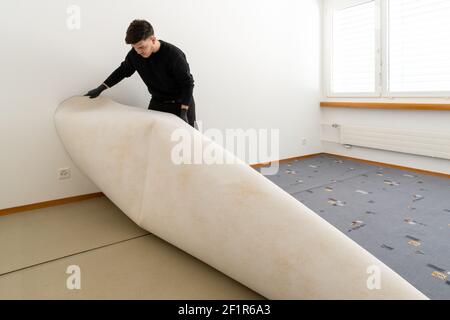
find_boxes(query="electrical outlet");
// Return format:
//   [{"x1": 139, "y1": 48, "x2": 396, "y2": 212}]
[
  {"x1": 58, "y1": 167, "x2": 71, "y2": 180},
  {"x1": 301, "y1": 137, "x2": 307, "y2": 146}
]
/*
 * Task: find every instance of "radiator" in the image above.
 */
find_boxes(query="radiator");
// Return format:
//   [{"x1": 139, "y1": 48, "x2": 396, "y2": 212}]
[{"x1": 340, "y1": 125, "x2": 450, "y2": 160}]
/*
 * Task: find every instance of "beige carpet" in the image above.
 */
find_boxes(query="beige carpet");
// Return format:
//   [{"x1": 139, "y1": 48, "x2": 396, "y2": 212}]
[{"x1": 0, "y1": 197, "x2": 263, "y2": 299}]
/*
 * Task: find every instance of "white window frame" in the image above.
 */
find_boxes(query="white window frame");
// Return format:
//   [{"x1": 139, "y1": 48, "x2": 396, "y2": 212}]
[{"x1": 324, "y1": 0, "x2": 450, "y2": 98}]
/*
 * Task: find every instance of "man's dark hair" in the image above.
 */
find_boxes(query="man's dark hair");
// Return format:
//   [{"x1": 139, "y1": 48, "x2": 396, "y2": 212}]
[{"x1": 125, "y1": 20, "x2": 154, "y2": 44}]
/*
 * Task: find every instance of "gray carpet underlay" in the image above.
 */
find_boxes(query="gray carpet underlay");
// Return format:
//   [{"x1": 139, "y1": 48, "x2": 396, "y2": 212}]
[{"x1": 257, "y1": 154, "x2": 450, "y2": 300}]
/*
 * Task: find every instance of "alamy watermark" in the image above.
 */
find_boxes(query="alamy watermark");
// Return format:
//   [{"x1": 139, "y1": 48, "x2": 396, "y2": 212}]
[
  {"x1": 66, "y1": 265, "x2": 81, "y2": 290},
  {"x1": 170, "y1": 121, "x2": 280, "y2": 175},
  {"x1": 366, "y1": 265, "x2": 381, "y2": 290},
  {"x1": 66, "y1": 5, "x2": 81, "y2": 30}
]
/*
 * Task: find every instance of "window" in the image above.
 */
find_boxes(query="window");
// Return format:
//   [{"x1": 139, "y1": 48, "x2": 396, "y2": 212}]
[
  {"x1": 331, "y1": 1, "x2": 378, "y2": 95},
  {"x1": 388, "y1": 0, "x2": 450, "y2": 94},
  {"x1": 326, "y1": 0, "x2": 450, "y2": 97}
]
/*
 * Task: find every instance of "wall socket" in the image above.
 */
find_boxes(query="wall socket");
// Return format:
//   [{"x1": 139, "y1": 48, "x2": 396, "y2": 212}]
[
  {"x1": 58, "y1": 167, "x2": 71, "y2": 180},
  {"x1": 301, "y1": 137, "x2": 307, "y2": 146}
]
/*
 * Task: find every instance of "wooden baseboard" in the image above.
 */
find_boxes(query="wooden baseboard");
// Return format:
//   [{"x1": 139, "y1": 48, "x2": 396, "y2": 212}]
[
  {"x1": 250, "y1": 153, "x2": 323, "y2": 168},
  {"x1": 0, "y1": 192, "x2": 105, "y2": 217},
  {"x1": 251, "y1": 152, "x2": 449, "y2": 179},
  {"x1": 323, "y1": 153, "x2": 450, "y2": 179}
]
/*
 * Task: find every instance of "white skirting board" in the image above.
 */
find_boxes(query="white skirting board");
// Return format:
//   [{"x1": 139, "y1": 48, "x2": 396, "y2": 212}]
[{"x1": 54, "y1": 96, "x2": 427, "y2": 299}]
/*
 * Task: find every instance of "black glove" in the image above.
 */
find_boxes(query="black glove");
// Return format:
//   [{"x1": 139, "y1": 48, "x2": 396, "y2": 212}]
[
  {"x1": 180, "y1": 107, "x2": 189, "y2": 124},
  {"x1": 84, "y1": 84, "x2": 107, "y2": 99}
]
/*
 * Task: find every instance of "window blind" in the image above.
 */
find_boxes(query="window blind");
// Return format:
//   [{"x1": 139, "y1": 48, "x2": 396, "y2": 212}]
[
  {"x1": 388, "y1": 0, "x2": 450, "y2": 93},
  {"x1": 331, "y1": 1, "x2": 377, "y2": 94}
]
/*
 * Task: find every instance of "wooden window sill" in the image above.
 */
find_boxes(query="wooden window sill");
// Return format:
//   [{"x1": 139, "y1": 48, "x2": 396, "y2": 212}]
[{"x1": 320, "y1": 102, "x2": 450, "y2": 111}]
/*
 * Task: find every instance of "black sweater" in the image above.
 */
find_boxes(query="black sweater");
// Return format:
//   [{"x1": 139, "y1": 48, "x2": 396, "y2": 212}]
[{"x1": 104, "y1": 40, "x2": 194, "y2": 105}]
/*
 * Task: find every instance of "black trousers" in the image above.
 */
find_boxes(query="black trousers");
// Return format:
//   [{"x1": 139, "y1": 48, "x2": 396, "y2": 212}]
[{"x1": 148, "y1": 97, "x2": 196, "y2": 128}]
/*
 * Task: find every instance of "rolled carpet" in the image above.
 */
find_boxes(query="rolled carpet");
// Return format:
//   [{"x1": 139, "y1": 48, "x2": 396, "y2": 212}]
[{"x1": 54, "y1": 96, "x2": 427, "y2": 299}]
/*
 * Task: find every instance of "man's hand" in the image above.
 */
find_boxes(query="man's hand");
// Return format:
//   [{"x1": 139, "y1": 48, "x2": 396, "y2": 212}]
[
  {"x1": 180, "y1": 105, "x2": 189, "y2": 123},
  {"x1": 84, "y1": 83, "x2": 108, "y2": 99}
]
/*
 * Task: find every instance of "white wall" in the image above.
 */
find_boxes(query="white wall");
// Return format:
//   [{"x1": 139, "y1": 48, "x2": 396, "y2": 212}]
[{"x1": 0, "y1": 0, "x2": 323, "y2": 209}]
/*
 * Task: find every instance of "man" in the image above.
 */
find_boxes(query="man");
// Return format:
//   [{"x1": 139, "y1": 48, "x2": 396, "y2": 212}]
[{"x1": 85, "y1": 19, "x2": 196, "y2": 128}]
